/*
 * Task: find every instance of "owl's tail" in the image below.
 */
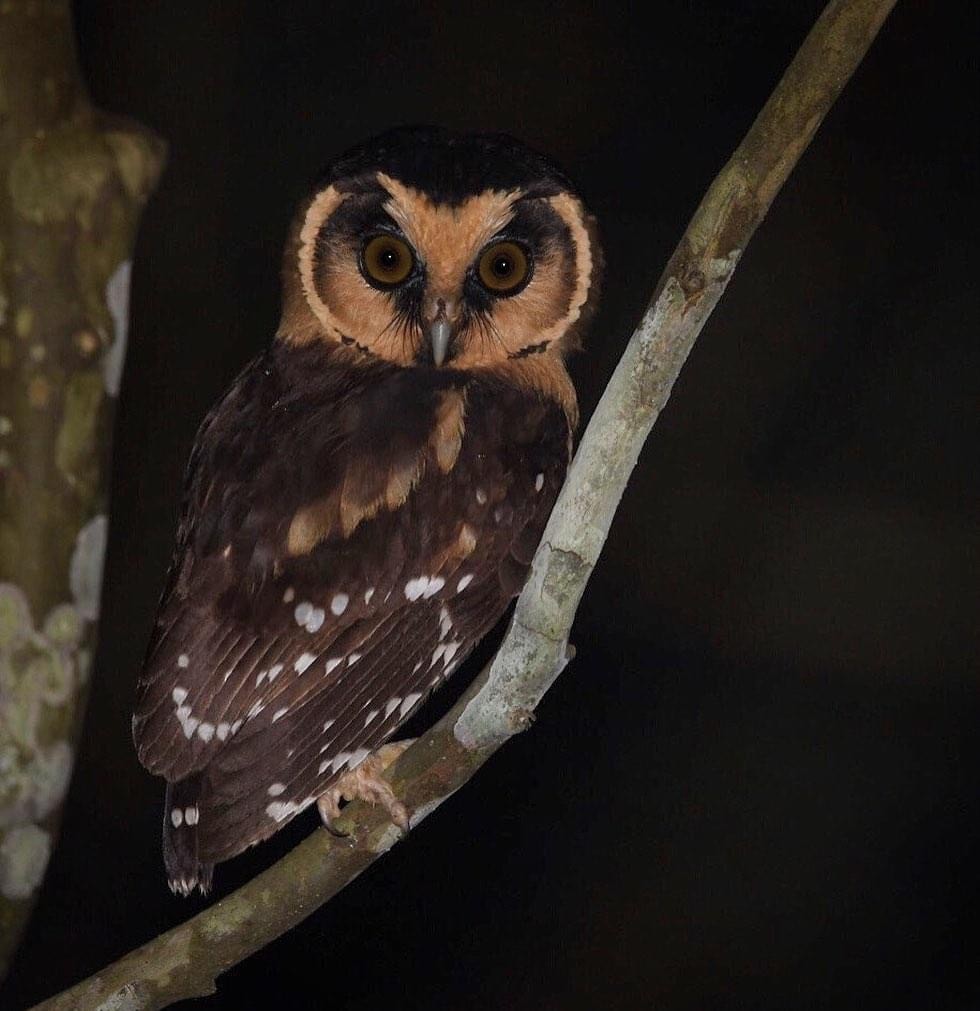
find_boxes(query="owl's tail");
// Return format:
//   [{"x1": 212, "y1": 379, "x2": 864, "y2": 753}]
[{"x1": 163, "y1": 775, "x2": 214, "y2": 896}]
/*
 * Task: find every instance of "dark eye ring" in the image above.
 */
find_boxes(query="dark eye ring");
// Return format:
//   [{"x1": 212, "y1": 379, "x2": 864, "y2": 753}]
[
  {"x1": 361, "y1": 234, "x2": 415, "y2": 287},
  {"x1": 477, "y1": 241, "x2": 532, "y2": 296}
]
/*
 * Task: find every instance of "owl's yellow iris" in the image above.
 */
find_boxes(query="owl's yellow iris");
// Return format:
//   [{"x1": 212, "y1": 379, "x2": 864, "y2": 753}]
[
  {"x1": 478, "y1": 241, "x2": 530, "y2": 294},
  {"x1": 362, "y1": 235, "x2": 414, "y2": 286}
]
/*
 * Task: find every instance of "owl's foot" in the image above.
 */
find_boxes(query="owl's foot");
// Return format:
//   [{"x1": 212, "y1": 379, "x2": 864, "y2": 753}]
[{"x1": 317, "y1": 740, "x2": 414, "y2": 832}]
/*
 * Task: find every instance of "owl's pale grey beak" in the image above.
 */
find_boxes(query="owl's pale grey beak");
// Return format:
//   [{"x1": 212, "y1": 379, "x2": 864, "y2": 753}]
[{"x1": 429, "y1": 317, "x2": 452, "y2": 367}]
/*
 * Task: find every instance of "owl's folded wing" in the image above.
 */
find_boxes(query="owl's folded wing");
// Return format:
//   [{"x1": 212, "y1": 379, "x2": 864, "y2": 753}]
[{"x1": 132, "y1": 349, "x2": 563, "y2": 863}]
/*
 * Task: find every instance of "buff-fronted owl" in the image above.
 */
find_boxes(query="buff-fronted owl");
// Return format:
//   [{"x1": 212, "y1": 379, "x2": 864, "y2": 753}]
[{"x1": 133, "y1": 128, "x2": 601, "y2": 895}]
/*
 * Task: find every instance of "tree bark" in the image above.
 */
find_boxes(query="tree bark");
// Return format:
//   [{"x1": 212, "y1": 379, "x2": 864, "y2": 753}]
[
  {"x1": 31, "y1": 0, "x2": 895, "y2": 1006},
  {"x1": 0, "y1": 0, "x2": 164, "y2": 976}
]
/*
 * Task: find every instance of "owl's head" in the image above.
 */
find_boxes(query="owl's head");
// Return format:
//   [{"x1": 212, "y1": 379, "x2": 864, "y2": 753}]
[{"x1": 278, "y1": 128, "x2": 601, "y2": 374}]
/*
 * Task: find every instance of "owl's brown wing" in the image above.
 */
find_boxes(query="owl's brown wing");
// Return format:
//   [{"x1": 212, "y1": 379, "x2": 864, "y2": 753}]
[{"x1": 132, "y1": 342, "x2": 569, "y2": 890}]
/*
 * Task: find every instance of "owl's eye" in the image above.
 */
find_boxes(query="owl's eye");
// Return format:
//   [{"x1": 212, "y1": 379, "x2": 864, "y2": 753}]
[
  {"x1": 361, "y1": 234, "x2": 415, "y2": 287},
  {"x1": 477, "y1": 241, "x2": 531, "y2": 296}
]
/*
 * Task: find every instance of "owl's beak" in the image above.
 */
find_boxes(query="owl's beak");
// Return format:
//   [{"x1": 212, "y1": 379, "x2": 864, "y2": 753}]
[
  {"x1": 428, "y1": 299, "x2": 456, "y2": 367},
  {"x1": 429, "y1": 318, "x2": 452, "y2": 367}
]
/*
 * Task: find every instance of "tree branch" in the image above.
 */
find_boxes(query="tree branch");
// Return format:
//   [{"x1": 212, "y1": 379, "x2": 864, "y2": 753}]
[
  {"x1": 0, "y1": 0, "x2": 164, "y2": 976},
  {"x1": 32, "y1": 1, "x2": 895, "y2": 1007}
]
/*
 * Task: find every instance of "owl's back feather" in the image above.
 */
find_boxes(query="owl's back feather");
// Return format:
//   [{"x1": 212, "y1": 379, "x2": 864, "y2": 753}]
[{"x1": 133, "y1": 341, "x2": 570, "y2": 893}]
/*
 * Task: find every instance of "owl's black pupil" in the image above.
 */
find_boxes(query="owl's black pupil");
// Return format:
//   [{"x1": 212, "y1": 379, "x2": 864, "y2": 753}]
[
  {"x1": 378, "y1": 247, "x2": 399, "y2": 270},
  {"x1": 492, "y1": 255, "x2": 513, "y2": 277}
]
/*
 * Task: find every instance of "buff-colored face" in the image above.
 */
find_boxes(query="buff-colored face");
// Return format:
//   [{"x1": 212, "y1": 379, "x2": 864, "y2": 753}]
[{"x1": 280, "y1": 171, "x2": 597, "y2": 370}]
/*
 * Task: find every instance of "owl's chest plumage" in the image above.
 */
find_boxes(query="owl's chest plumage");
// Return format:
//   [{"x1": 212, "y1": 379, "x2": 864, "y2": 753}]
[{"x1": 133, "y1": 340, "x2": 571, "y2": 880}]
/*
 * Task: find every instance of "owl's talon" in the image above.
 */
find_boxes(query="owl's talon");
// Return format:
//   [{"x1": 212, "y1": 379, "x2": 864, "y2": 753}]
[{"x1": 316, "y1": 740, "x2": 415, "y2": 832}]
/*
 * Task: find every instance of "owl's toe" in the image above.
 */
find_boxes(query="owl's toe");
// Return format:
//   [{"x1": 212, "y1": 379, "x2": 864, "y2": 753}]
[{"x1": 316, "y1": 739, "x2": 415, "y2": 833}]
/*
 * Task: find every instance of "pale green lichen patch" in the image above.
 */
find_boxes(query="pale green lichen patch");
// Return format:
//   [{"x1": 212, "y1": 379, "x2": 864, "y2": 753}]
[
  {"x1": 104, "y1": 130, "x2": 164, "y2": 203},
  {"x1": 69, "y1": 514, "x2": 107, "y2": 621},
  {"x1": 43, "y1": 602, "x2": 83, "y2": 649},
  {"x1": 26, "y1": 742, "x2": 72, "y2": 819},
  {"x1": 8, "y1": 122, "x2": 115, "y2": 226},
  {"x1": 0, "y1": 582, "x2": 82, "y2": 830},
  {"x1": 102, "y1": 259, "x2": 131, "y2": 396},
  {"x1": 200, "y1": 897, "x2": 254, "y2": 941},
  {"x1": 0, "y1": 585, "x2": 32, "y2": 650},
  {"x1": 0, "y1": 237, "x2": 7, "y2": 327},
  {"x1": 14, "y1": 305, "x2": 32, "y2": 338},
  {"x1": 55, "y1": 369, "x2": 103, "y2": 490},
  {"x1": 0, "y1": 823, "x2": 50, "y2": 900},
  {"x1": 94, "y1": 982, "x2": 149, "y2": 1011}
]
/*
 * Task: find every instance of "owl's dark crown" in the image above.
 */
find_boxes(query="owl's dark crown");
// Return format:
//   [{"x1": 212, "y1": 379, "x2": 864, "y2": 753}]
[{"x1": 321, "y1": 126, "x2": 576, "y2": 206}]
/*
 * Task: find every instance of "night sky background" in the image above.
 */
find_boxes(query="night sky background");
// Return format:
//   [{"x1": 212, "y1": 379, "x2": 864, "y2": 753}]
[{"x1": 4, "y1": 1, "x2": 978, "y2": 1008}]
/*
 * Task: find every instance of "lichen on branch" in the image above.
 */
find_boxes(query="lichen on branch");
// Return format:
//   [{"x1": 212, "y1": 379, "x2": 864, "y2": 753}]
[{"x1": 0, "y1": 0, "x2": 164, "y2": 976}]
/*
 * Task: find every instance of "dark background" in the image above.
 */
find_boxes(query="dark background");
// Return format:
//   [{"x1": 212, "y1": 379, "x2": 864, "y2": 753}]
[{"x1": 4, "y1": 1, "x2": 978, "y2": 1008}]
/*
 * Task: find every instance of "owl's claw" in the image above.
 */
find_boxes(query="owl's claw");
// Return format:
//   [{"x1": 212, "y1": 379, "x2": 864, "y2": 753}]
[{"x1": 316, "y1": 740, "x2": 415, "y2": 833}]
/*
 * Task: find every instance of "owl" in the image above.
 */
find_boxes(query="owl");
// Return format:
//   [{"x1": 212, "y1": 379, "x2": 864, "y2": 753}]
[{"x1": 133, "y1": 127, "x2": 601, "y2": 895}]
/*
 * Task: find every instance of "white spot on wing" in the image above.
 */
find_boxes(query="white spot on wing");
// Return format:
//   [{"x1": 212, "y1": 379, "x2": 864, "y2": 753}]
[
  {"x1": 348, "y1": 747, "x2": 370, "y2": 770},
  {"x1": 283, "y1": 586, "x2": 296, "y2": 603},
  {"x1": 294, "y1": 601, "x2": 313, "y2": 626},
  {"x1": 364, "y1": 709, "x2": 379, "y2": 727},
  {"x1": 430, "y1": 644, "x2": 446, "y2": 667},
  {"x1": 443, "y1": 640, "x2": 461, "y2": 664},
  {"x1": 266, "y1": 800, "x2": 301, "y2": 823},
  {"x1": 364, "y1": 587, "x2": 375, "y2": 604},
  {"x1": 171, "y1": 686, "x2": 188, "y2": 705},
  {"x1": 323, "y1": 718, "x2": 335, "y2": 731},
  {"x1": 325, "y1": 657, "x2": 342, "y2": 675},
  {"x1": 170, "y1": 808, "x2": 183, "y2": 828},
  {"x1": 331, "y1": 752, "x2": 352, "y2": 774},
  {"x1": 347, "y1": 653, "x2": 362, "y2": 666},
  {"x1": 439, "y1": 606, "x2": 452, "y2": 640},
  {"x1": 456, "y1": 574, "x2": 473, "y2": 593},
  {"x1": 404, "y1": 576, "x2": 429, "y2": 601},
  {"x1": 306, "y1": 607, "x2": 325, "y2": 633},
  {"x1": 399, "y1": 693, "x2": 422, "y2": 719},
  {"x1": 476, "y1": 488, "x2": 488, "y2": 505},
  {"x1": 330, "y1": 593, "x2": 349, "y2": 616},
  {"x1": 267, "y1": 782, "x2": 286, "y2": 796},
  {"x1": 268, "y1": 663, "x2": 284, "y2": 681},
  {"x1": 535, "y1": 472, "x2": 545, "y2": 492},
  {"x1": 294, "y1": 652, "x2": 316, "y2": 673},
  {"x1": 384, "y1": 697, "x2": 401, "y2": 718},
  {"x1": 197, "y1": 722, "x2": 215, "y2": 743},
  {"x1": 177, "y1": 654, "x2": 189, "y2": 669},
  {"x1": 423, "y1": 576, "x2": 445, "y2": 598},
  {"x1": 272, "y1": 706, "x2": 289, "y2": 723},
  {"x1": 216, "y1": 722, "x2": 231, "y2": 741},
  {"x1": 184, "y1": 806, "x2": 199, "y2": 826}
]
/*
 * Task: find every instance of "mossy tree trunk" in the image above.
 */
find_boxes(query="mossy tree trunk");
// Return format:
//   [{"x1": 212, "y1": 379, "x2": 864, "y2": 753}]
[{"x1": 0, "y1": 0, "x2": 164, "y2": 976}]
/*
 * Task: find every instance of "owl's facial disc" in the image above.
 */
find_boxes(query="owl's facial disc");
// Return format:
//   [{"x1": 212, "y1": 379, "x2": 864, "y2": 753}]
[{"x1": 290, "y1": 170, "x2": 596, "y2": 369}]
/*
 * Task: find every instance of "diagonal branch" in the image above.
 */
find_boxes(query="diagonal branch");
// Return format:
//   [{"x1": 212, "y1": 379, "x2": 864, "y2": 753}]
[{"x1": 32, "y1": 1, "x2": 896, "y2": 1007}]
